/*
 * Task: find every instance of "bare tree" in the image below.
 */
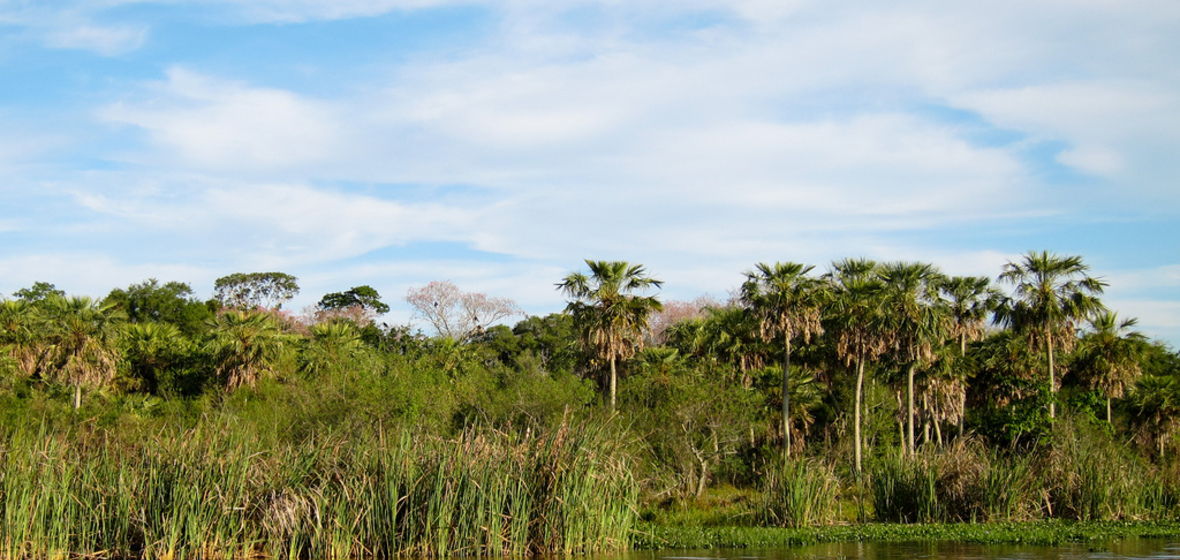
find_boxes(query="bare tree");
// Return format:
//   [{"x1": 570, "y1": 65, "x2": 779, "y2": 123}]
[{"x1": 405, "y1": 280, "x2": 524, "y2": 340}]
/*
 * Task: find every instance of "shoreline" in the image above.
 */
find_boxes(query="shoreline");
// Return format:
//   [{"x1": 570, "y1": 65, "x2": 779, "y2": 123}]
[{"x1": 633, "y1": 521, "x2": 1180, "y2": 550}]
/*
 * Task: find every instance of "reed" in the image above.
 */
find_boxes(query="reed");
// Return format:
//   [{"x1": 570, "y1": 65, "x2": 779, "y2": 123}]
[
  {"x1": 868, "y1": 450, "x2": 941, "y2": 523},
  {"x1": 0, "y1": 419, "x2": 635, "y2": 559},
  {"x1": 761, "y1": 458, "x2": 839, "y2": 527}
]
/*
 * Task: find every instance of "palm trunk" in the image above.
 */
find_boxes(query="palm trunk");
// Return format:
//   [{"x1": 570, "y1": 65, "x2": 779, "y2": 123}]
[
  {"x1": 609, "y1": 356, "x2": 617, "y2": 411},
  {"x1": 783, "y1": 337, "x2": 792, "y2": 460},
  {"x1": 1106, "y1": 397, "x2": 1112, "y2": 424},
  {"x1": 854, "y1": 355, "x2": 865, "y2": 475},
  {"x1": 933, "y1": 414, "x2": 943, "y2": 446},
  {"x1": 1047, "y1": 328, "x2": 1056, "y2": 419},
  {"x1": 958, "y1": 333, "x2": 967, "y2": 438},
  {"x1": 907, "y1": 362, "x2": 915, "y2": 456},
  {"x1": 73, "y1": 385, "x2": 82, "y2": 410}
]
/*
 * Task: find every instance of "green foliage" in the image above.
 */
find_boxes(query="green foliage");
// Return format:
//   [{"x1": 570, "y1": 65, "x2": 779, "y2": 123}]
[
  {"x1": 0, "y1": 419, "x2": 636, "y2": 559},
  {"x1": 761, "y1": 458, "x2": 839, "y2": 527},
  {"x1": 104, "y1": 278, "x2": 214, "y2": 334},
  {"x1": 213, "y1": 272, "x2": 300, "y2": 310},
  {"x1": 10, "y1": 281, "x2": 65, "y2": 304},
  {"x1": 317, "y1": 285, "x2": 390, "y2": 314}
]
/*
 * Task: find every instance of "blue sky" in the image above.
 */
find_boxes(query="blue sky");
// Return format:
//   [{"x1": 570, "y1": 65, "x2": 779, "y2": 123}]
[{"x1": 1, "y1": 0, "x2": 1178, "y2": 345}]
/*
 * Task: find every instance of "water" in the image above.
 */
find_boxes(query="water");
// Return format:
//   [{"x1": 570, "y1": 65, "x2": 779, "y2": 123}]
[{"x1": 616, "y1": 539, "x2": 1180, "y2": 560}]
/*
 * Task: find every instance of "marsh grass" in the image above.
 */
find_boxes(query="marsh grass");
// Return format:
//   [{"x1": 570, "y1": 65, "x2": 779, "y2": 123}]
[
  {"x1": 761, "y1": 458, "x2": 839, "y2": 527},
  {"x1": 0, "y1": 420, "x2": 635, "y2": 559}
]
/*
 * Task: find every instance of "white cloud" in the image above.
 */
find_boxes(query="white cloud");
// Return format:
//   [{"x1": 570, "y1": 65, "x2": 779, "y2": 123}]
[
  {"x1": 0, "y1": 253, "x2": 214, "y2": 302},
  {"x1": 43, "y1": 22, "x2": 146, "y2": 55},
  {"x1": 101, "y1": 68, "x2": 346, "y2": 172},
  {"x1": 65, "y1": 182, "x2": 482, "y2": 268}
]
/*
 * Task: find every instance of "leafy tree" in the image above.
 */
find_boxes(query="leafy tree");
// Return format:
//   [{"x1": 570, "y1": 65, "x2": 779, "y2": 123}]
[
  {"x1": 622, "y1": 347, "x2": 758, "y2": 496},
  {"x1": 205, "y1": 310, "x2": 296, "y2": 389},
  {"x1": 104, "y1": 279, "x2": 213, "y2": 334},
  {"x1": 317, "y1": 285, "x2": 390, "y2": 314},
  {"x1": 969, "y1": 330, "x2": 1051, "y2": 447},
  {"x1": 997, "y1": 251, "x2": 1106, "y2": 418},
  {"x1": 1073, "y1": 312, "x2": 1147, "y2": 423},
  {"x1": 557, "y1": 260, "x2": 664, "y2": 411},
  {"x1": 39, "y1": 296, "x2": 126, "y2": 409},
  {"x1": 213, "y1": 272, "x2": 300, "y2": 310},
  {"x1": 824, "y1": 258, "x2": 888, "y2": 474},
  {"x1": 12, "y1": 281, "x2": 66, "y2": 304},
  {"x1": 406, "y1": 280, "x2": 524, "y2": 340},
  {"x1": 511, "y1": 313, "x2": 580, "y2": 374},
  {"x1": 740, "y1": 262, "x2": 825, "y2": 459},
  {"x1": 878, "y1": 261, "x2": 946, "y2": 455}
]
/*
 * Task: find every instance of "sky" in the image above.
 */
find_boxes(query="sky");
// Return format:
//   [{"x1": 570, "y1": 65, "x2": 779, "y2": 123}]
[{"x1": 0, "y1": 0, "x2": 1178, "y2": 345}]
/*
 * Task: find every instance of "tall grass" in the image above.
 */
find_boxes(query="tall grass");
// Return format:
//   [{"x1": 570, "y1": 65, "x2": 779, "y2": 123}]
[
  {"x1": 761, "y1": 458, "x2": 839, "y2": 527},
  {"x1": 0, "y1": 420, "x2": 635, "y2": 559},
  {"x1": 869, "y1": 438, "x2": 1039, "y2": 523}
]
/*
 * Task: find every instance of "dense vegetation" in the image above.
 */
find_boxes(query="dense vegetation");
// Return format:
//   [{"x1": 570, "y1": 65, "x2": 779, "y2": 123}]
[{"x1": 2, "y1": 253, "x2": 1180, "y2": 558}]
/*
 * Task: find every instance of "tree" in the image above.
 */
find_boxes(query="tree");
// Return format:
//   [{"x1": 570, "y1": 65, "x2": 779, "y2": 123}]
[
  {"x1": 997, "y1": 251, "x2": 1106, "y2": 418},
  {"x1": 213, "y1": 272, "x2": 300, "y2": 310},
  {"x1": 878, "y1": 261, "x2": 946, "y2": 455},
  {"x1": 740, "y1": 262, "x2": 824, "y2": 459},
  {"x1": 824, "y1": 258, "x2": 888, "y2": 474},
  {"x1": 317, "y1": 285, "x2": 390, "y2": 314},
  {"x1": 39, "y1": 296, "x2": 126, "y2": 409},
  {"x1": 1128, "y1": 375, "x2": 1180, "y2": 458},
  {"x1": 0, "y1": 299, "x2": 42, "y2": 377},
  {"x1": 12, "y1": 281, "x2": 65, "y2": 304},
  {"x1": 1073, "y1": 312, "x2": 1147, "y2": 423},
  {"x1": 122, "y1": 322, "x2": 189, "y2": 394},
  {"x1": 557, "y1": 260, "x2": 664, "y2": 411},
  {"x1": 205, "y1": 310, "x2": 296, "y2": 390},
  {"x1": 104, "y1": 279, "x2": 213, "y2": 334},
  {"x1": 648, "y1": 296, "x2": 720, "y2": 345},
  {"x1": 937, "y1": 275, "x2": 1003, "y2": 435},
  {"x1": 406, "y1": 280, "x2": 523, "y2": 340}
]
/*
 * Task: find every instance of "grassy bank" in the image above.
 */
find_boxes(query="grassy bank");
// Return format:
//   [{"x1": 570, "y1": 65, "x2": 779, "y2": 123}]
[
  {"x1": 0, "y1": 420, "x2": 634, "y2": 559},
  {"x1": 633, "y1": 520, "x2": 1180, "y2": 549}
]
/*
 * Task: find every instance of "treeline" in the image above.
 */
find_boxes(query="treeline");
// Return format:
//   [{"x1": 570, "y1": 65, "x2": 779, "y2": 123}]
[{"x1": 2, "y1": 252, "x2": 1180, "y2": 556}]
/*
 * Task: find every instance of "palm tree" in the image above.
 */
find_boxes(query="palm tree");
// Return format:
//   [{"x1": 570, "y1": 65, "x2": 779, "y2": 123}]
[
  {"x1": 1073, "y1": 312, "x2": 1147, "y2": 423},
  {"x1": 557, "y1": 260, "x2": 663, "y2": 410},
  {"x1": 997, "y1": 251, "x2": 1106, "y2": 418},
  {"x1": 0, "y1": 299, "x2": 44, "y2": 377},
  {"x1": 39, "y1": 296, "x2": 126, "y2": 409},
  {"x1": 205, "y1": 310, "x2": 296, "y2": 390},
  {"x1": 878, "y1": 261, "x2": 947, "y2": 455},
  {"x1": 1128, "y1": 375, "x2": 1180, "y2": 458},
  {"x1": 122, "y1": 322, "x2": 189, "y2": 394},
  {"x1": 824, "y1": 258, "x2": 888, "y2": 474},
  {"x1": 937, "y1": 275, "x2": 1002, "y2": 436},
  {"x1": 740, "y1": 262, "x2": 825, "y2": 459}
]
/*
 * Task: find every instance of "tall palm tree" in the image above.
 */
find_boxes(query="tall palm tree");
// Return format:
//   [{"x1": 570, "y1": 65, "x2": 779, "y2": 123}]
[
  {"x1": 1074, "y1": 312, "x2": 1147, "y2": 423},
  {"x1": 824, "y1": 258, "x2": 888, "y2": 474},
  {"x1": 205, "y1": 310, "x2": 296, "y2": 390},
  {"x1": 740, "y1": 262, "x2": 825, "y2": 459},
  {"x1": 878, "y1": 261, "x2": 947, "y2": 455},
  {"x1": 557, "y1": 260, "x2": 663, "y2": 410},
  {"x1": 997, "y1": 251, "x2": 1106, "y2": 418},
  {"x1": 937, "y1": 275, "x2": 1002, "y2": 436},
  {"x1": 39, "y1": 296, "x2": 126, "y2": 409}
]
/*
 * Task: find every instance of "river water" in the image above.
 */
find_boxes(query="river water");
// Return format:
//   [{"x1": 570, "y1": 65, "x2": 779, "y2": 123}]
[{"x1": 618, "y1": 539, "x2": 1180, "y2": 560}]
